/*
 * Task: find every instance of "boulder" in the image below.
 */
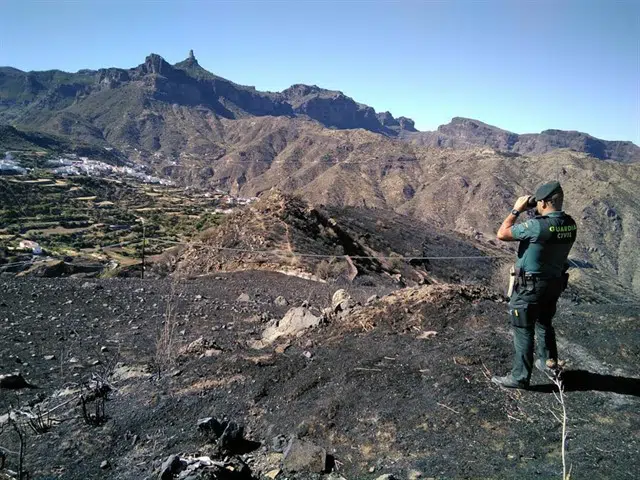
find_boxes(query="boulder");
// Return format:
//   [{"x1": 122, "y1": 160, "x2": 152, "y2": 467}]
[
  {"x1": 283, "y1": 438, "x2": 327, "y2": 473},
  {"x1": 218, "y1": 421, "x2": 244, "y2": 451},
  {"x1": 366, "y1": 294, "x2": 379, "y2": 305},
  {"x1": 236, "y1": 293, "x2": 251, "y2": 303},
  {"x1": 332, "y1": 289, "x2": 353, "y2": 313},
  {"x1": 181, "y1": 336, "x2": 220, "y2": 356},
  {"x1": 0, "y1": 373, "x2": 38, "y2": 390},
  {"x1": 274, "y1": 295, "x2": 288, "y2": 307},
  {"x1": 159, "y1": 454, "x2": 183, "y2": 480},
  {"x1": 261, "y1": 307, "x2": 321, "y2": 344},
  {"x1": 197, "y1": 417, "x2": 223, "y2": 437}
]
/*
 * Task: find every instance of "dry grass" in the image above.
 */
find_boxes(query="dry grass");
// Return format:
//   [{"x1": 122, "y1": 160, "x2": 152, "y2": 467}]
[
  {"x1": 154, "y1": 282, "x2": 183, "y2": 375},
  {"x1": 176, "y1": 375, "x2": 247, "y2": 395},
  {"x1": 544, "y1": 360, "x2": 572, "y2": 480}
]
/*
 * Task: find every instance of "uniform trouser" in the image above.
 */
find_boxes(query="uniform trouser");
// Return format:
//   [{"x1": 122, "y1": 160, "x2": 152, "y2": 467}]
[{"x1": 509, "y1": 278, "x2": 563, "y2": 384}]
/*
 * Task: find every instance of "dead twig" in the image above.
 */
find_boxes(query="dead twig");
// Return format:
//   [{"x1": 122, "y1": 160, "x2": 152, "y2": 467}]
[
  {"x1": 12, "y1": 418, "x2": 26, "y2": 480},
  {"x1": 46, "y1": 396, "x2": 77, "y2": 416},
  {"x1": 437, "y1": 402, "x2": 461, "y2": 414},
  {"x1": 543, "y1": 360, "x2": 572, "y2": 480},
  {"x1": 79, "y1": 374, "x2": 111, "y2": 427},
  {"x1": 25, "y1": 405, "x2": 52, "y2": 435},
  {"x1": 80, "y1": 393, "x2": 107, "y2": 427},
  {"x1": 0, "y1": 410, "x2": 28, "y2": 480},
  {"x1": 480, "y1": 361, "x2": 492, "y2": 381}
]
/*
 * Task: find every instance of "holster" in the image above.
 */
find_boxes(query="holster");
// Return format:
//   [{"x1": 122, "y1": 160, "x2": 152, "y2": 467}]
[{"x1": 507, "y1": 266, "x2": 516, "y2": 298}]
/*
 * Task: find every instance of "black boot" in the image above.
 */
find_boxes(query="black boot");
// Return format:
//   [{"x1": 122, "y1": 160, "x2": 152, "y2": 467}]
[{"x1": 491, "y1": 374, "x2": 529, "y2": 389}]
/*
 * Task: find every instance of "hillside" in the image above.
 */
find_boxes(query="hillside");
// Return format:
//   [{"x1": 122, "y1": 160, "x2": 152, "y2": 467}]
[
  {"x1": 0, "y1": 172, "x2": 227, "y2": 278},
  {"x1": 153, "y1": 116, "x2": 640, "y2": 298},
  {"x1": 0, "y1": 125, "x2": 125, "y2": 164},
  {"x1": 2, "y1": 113, "x2": 639, "y2": 298},
  {"x1": 168, "y1": 190, "x2": 504, "y2": 287}
]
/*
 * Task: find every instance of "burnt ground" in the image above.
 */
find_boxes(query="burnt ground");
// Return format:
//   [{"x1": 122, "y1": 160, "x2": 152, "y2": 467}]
[{"x1": 0, "y1": 272, "x2": 638, "y2": 480}]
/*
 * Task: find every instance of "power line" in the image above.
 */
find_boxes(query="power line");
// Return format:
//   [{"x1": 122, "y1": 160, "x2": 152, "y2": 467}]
[
  {"x1": 158, "y1": 238, "x2": 509, "y2": 260},
  {"x1": 2, "y1": 240, "x2": 639, "y2": 306},
  {"x1": 2, "y1": 249, "x2": 638, "y2": 306},
  {"x1": 167, "y1": 241, "x2": 640, "y2": 306}
]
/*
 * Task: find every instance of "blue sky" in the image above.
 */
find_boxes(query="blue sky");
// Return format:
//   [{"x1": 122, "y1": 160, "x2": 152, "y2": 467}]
[{"x1": 1, "y1": 0, "x2": 638, "y2": 143}]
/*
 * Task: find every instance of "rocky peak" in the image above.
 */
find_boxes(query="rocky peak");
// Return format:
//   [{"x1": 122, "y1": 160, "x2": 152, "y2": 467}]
[
  {"x1": 97, "y1": 68, "x2": 130, "y2": 88},
  {"x1": 282, "y1": 84, "x2": 324, "y2": 99},
  {"x1": 450, "y1": 116, "x2": 475, "y2": 125},
  {"x1": 376, "y1": 111, "x2": 396, "y2": 126},
  {"x1": 397, "y1": 117, "x2": 417, "y2": 132},
  {"x1": 437, "y1": 117, "x2": 511, "y2": 136},
  {"x1": 183, "y1": 49, "x2": 199, "y2": 67},
  {"x1": 376, "y1": 113, "x2": 417, "y2": 132},
  {"x1": 140, "y1": 54, "x2": 174, "y2": 75},
  {"x1": 446, "y1": 117, "x2": 489, "y2": 130}
]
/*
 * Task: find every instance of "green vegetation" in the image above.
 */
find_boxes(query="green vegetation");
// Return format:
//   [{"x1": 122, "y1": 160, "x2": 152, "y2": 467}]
[{"x1": 0, "y1": 172, "x2": 224, "y2": 269}]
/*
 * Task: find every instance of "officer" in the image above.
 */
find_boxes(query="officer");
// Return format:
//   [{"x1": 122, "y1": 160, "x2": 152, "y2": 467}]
[{"x1": 491, "y1": 181, "x2": 577, "y2": 389}]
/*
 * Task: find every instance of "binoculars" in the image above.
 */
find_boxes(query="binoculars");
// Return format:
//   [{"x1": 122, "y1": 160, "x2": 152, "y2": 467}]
[{"x1": 526, "y1": 196, "x2": 537, "y2": 208}]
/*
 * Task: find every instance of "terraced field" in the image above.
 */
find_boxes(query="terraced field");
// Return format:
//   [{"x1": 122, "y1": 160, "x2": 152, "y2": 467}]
[{"x1": 0, "y1": 173, "x2": 224, "y2": 275}]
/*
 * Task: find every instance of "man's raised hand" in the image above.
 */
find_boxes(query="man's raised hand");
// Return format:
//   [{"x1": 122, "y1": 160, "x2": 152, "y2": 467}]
[{"x1": 513, "y1": 195, "x2": 533, "y2": 213}]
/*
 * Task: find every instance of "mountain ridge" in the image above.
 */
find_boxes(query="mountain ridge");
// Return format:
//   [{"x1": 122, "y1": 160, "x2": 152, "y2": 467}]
[
  {"x1": 403, "y1": 116, "x2": 640, "y2": 163},
  {"x1": 1, "y1": 50, "x2": 638, "y2": 162}
]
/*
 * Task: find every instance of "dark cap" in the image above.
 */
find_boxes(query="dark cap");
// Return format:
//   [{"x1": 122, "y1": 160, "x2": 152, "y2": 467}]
[{"x1": 534, "y1": 181, "x2": 562, "y2": 202}]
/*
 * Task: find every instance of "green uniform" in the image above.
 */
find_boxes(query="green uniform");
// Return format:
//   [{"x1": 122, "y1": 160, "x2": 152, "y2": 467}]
[{"x1": 508, "y1": 211, "x2": 577, "y2": 384}]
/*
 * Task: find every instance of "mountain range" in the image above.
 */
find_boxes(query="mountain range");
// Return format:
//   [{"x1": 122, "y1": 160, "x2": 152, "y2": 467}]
[
  {"x1": 1, "y1": 51, "x2": 639, "y2": 297},
  {"x1": 1, "y1": 50, "x2": 638, "y2": 163},
  {"x1": 1, "y1": 49, "x2": 638, "y2": 480}
]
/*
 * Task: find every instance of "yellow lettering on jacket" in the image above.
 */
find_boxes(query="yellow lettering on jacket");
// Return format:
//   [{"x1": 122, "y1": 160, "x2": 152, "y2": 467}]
[{"x1": 549, "y1": 225, "x2": 576, "y2": 233}]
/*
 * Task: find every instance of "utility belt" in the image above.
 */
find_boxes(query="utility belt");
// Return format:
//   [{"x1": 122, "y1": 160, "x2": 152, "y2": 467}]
[
  {"x1": 507, "y1": 267, "x2": 568, "y2": 298},
  {"x1": 515, "y1": 268, "x2": 538, "y2": 283},
  {"x1": 507, "y1": 267, "x2": 536, "y2": 297}
]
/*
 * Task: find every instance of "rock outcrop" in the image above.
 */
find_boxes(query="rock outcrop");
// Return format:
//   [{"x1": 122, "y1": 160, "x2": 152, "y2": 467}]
[
  {"x1": 259, "y1": 307, "x2": 321, "y2": 345},
  {"x1": 405, "y1": 117, "x2": 640, "y2": 163}
]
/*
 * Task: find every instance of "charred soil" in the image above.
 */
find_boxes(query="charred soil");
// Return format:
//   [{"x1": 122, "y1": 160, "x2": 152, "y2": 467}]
[{"x1": 0, "y1": 273, "x2": 638, "y2": 480}]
